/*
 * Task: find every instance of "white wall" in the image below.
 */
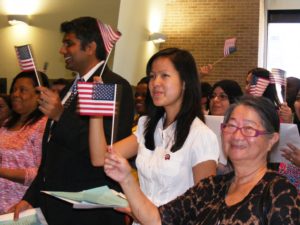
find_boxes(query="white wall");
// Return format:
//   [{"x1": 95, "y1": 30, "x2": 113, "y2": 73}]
[
  {"x1": 113, "y1": 0, "x2": 167, "y2": 85},
  {"x1": 267, "y1": 0, "x2": 300, "y2": 9},
  {"x1": 0, "y1": 0, "x2": 121, "y2": 90}
]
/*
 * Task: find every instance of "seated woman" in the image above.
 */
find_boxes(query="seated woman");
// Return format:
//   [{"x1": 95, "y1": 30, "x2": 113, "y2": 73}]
[
  {"x1": 209, "y1": 79, "x2": 243, "y2": 116},
  {"x1": 104, "y1": 95, "x2": 299, "y2": 225},
  {"x1": 90, "y1": 48, "x2": 219, "y2": 222},
  {"x1": 245, "y1": 67, "x2": 293, "y2": 123},
  {"x1": 0, "y1": 71, "x2": 49, "y2": 214},
  {"x1": 0, "y1": 94, "x2": 12, "y2": 128}
]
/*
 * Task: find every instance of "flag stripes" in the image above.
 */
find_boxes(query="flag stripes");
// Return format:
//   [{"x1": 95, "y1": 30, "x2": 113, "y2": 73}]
[
  {"x1": 15, "y1": 45, "x2": 36, "y2": 71},
  {"x1": 77, "y1": 82, "x2": 116, "y2": 116},
  {"x1": 97, "y1": 20, "x2": 121, "y2": 56},
  {"x1": 224, "y1": 38, "x2": 237, "y2": 57},
  {"x1": 270, "y1": 68, "x2": 286, "y2": 86},
  {"x1": 249, "y1": 76, "x2": 270, "y2": 97}
]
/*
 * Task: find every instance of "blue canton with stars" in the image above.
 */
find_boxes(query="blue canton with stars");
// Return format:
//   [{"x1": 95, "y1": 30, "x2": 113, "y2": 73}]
[{"x1": 92, "y1": 84, "x2": 115, "y2": 100}]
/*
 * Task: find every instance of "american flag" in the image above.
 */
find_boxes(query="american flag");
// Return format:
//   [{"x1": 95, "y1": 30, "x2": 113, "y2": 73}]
[
  {"x1": 97, "y1": 20, "x2": 121, "y2": 56},
  {"x1": 224, "y1": 38, "x2": 237, "y2": 57},
  {"x1": 270, "y1": 68, "x2": 286, "y2": 86},
  {"x1": 77, "y1": 82, "x2": 116, "y2": 116},
  {"x1": 15, "y1": 45, "x2": 36, "y2": 71},
  {"x1": 249, "y1": 75, "x2": 270, "y2": 97}
]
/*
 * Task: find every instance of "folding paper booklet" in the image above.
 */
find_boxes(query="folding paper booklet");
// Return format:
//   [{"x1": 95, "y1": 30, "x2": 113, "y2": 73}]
[
  {"x1": 42, "y1": 186, "x2": 128, "y2": 209},
  {"x1": 0, "y1": 208, "x2": 47, "y2": 225},
  {"x1": 204, "y1": 115, "x2": 227, "y2": 165},
  {"x1": 269, "y1": 123, "x2": 300, "y2": 163}
]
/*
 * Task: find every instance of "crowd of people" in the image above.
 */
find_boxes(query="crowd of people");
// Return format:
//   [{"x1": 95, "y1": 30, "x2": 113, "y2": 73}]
[{"x1": 0, "y1": 15, "x2": 298, "y2": 225}]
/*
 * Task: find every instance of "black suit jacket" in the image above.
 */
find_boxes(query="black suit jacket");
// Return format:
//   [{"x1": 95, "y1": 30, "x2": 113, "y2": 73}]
[{"x1": 23, "y1": 65, "x2": 134, "y2": 225}]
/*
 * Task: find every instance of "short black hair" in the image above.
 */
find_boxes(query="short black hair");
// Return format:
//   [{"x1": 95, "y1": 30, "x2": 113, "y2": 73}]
[
  {"x1": 60, "y1": 17, "x2": 106, "y2": 60},
  {"x1": 211, "y1": 79, "x2": 243, "y2": 104}
]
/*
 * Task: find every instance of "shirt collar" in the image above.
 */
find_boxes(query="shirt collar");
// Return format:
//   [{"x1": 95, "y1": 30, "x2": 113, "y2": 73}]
[{"x1": 75, "y1": 61, "x2": 105, "y2": 82}]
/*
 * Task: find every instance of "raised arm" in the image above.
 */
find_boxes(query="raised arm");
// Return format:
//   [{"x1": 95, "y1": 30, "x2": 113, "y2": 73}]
[
  {"x1": 89, "y1": 116, "x2": 139, "y2": 166},
  {"x1": 104, "y1": 150, "x2": 162, "y2": 225}
]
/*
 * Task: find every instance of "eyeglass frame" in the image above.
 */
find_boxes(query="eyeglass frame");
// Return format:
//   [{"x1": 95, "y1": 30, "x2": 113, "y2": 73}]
[
  {"x1": 220, "y1": 123, "x2": 272, "y2": 137},
  {"x1": 209, "y1": 93, "x2": 229, "y2": 101}
]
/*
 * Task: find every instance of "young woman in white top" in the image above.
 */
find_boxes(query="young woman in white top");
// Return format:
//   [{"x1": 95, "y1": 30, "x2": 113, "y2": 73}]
[{"x1": 89, "y1": 48, "x2": 219, "y2": 222}]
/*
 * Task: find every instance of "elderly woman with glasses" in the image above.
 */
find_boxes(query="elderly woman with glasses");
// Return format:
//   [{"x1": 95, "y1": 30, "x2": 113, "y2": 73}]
[
  {"x1": 104, "y1": 95, "x2": 299, "y2": 225},
  {"x1": 209, "y1": 79, "x2": 243, "y2": 116}
]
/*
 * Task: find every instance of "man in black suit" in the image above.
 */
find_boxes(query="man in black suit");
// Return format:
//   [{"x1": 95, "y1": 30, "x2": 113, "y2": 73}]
[{"x1": 12, "y1": 17, "x2": 134, "y2": 225}]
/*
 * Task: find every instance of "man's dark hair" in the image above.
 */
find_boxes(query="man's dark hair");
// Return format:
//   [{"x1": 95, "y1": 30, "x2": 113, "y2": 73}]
[{"x1": 60, "y1": 17, "x2": 106, "y2": 61}]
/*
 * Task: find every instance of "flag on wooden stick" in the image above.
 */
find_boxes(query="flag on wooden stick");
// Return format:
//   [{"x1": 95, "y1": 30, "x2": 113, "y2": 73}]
[
  {"x1": 270, "y1": 68, "x2": 287, "y2": 103},
  {"x1": 15, "y1": 45, "x2": 36, "y2": 71},
  {"x1": 270, "y1": 68, "x2": 286, "y2": 86},
  {"x1": 224, "y1": 38, "x2": 237, "y2": 57},
  {"x1": 249, "y1": 75, "x2": 270, "y2": 97},
  {"x1": 15, "y1": 44, "x2": 42, "y2": 86},
  {"x1": 212, "y1": 37, "x2": 237, "y2": 66},
  {"x1": 97, "y1": 20, "x2": 121, "y2": 56},
  {"x1": 77, "y1": 82, "x2": 117, "y2": 116},
  {"x1": 96, "y1": 19, "x2": 122, "y2": 77}
]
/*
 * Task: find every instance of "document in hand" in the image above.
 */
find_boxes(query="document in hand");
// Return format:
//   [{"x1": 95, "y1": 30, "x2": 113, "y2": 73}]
[
  {"x1": 0, "y1": 208, "x2": 47, "y2": 225},
  {"x1": 41, "y1": 185, "x2": 128, "y2": 209},
  {"x1": 269, "y1": 123, "x2": 300, "y2": 163}
]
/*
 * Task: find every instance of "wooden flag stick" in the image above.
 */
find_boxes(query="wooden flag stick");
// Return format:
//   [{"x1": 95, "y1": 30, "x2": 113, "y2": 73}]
[
  {"x1": 110, "y1": 84, "x2": 117, "y2": 147},
  {"x1": 27, "y1": 45, "x2": 42, "y2": 86},
  {"x1": 212, "y1": 56, "x2": 226, "y2": 66},
  {"x1": 99, "y1": 50, "x2": 112, "y2": 77}
]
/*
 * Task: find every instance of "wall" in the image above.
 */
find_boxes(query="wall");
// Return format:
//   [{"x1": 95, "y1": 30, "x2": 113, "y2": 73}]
[
  {"x1": 160, "y1": 0, "x2": 261, "y2": 88},
  {"x1": 113, "y1": 0, "x2": 167, "y2": 85},
  {"x1": 267, "y1": 0, "x2": 300, "y2": 9},
  {"x1": 0, "y1": 0, "x2": 121, "y2": 90}
]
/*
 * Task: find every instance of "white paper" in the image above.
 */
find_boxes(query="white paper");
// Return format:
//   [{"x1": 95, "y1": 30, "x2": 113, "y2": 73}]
[
  {"x1": 0, "y1": 208, "x2": 47, "y2": 225},
  {"x1": 204, "y1": 115, "x2": 227, "y2": 164},
  {"x1": 41, "y1": 186, "x2": 128, "y2": 209},
  {"x1": 269, "y1": 123, "x2": 300, "y2": 163}
]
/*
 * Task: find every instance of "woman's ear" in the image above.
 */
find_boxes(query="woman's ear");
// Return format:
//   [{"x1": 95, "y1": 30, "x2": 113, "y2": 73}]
[{"x1": 267, "y1": 132, "x2": 279, "y2": 152}]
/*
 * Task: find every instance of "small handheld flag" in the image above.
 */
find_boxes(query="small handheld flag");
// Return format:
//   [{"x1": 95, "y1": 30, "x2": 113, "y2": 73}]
[
  {"x1": 15, "y1": 45, "x2": 42, "y2": 86},
  {"x1": 270, "y1": 68, "x2": 287, "y2": 103},
  {"x1": 224, "y1": 38, "x2": 237, "y2": 57},
  {"x1": 249, "y1": 75, "x2": 270, "y2": 97},
  {"x1": 212, "y1": 37, "x2": 237, "y2": 66},
  {"x1": 15, "y1": 45, "x2": 35, "y2": 71},
  {"x1": 270, "y1": 68, "x2": 286, "y2": 86},
  {"x1": 97, "y1": 20, "x2": 121, "y2": 57},
  {"x1": 97, "y1": 19, "x2": 122, "y2": 77},
  {"x1": 77, "y1": 82, "x2": 117, "y2": 117}
]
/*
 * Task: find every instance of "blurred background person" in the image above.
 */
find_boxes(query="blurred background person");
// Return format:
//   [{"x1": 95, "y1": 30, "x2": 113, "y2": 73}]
[
  {"x1": 50, "y1": 78, "x2": 69, "y2": 94},
  {"x1": 245, "y1": 67, "x2": 292, "y2": 123},
  {"x1": 132, "y1": 76, "x2": 148, "y2": 131},
  {"x1": 294, "y1": 89, "x2": 300, "y2": 132},
  {"x1": 0, "y1": 71, "x2": 49, "y2": 214},
  {"x1": 0, "y1": 94, "x2": 12, "y2": 128},
  {"x1": 286, "y1": 77, "x2": 300, "y2": 132},
  {"x1": 209, "y1": 79, "x2": 243, "y2": 116},
  {"x1": 200, "y1": 82, "x2": 212, "y2": 115}
]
